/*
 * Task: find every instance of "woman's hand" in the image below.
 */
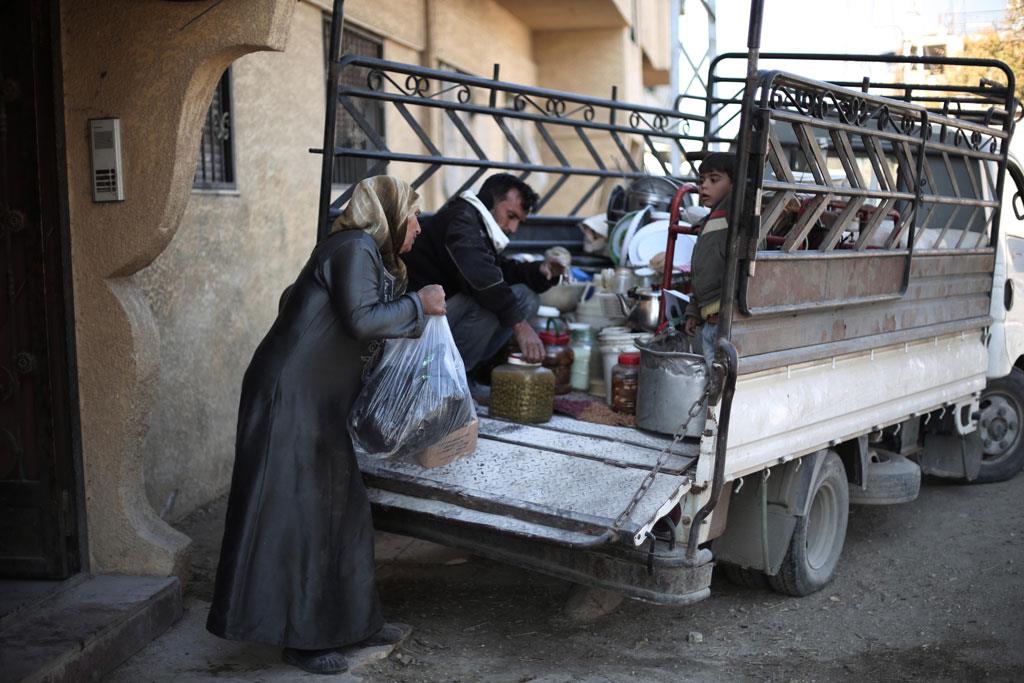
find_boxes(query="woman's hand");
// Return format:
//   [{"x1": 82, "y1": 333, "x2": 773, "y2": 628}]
[{"x1": 417, "y1": 284, "x2": 447, "y2": 316}]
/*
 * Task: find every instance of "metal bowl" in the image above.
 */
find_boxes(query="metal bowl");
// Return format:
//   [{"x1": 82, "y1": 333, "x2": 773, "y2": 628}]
[{"x1": 539, "y1": 282, "x2": 588, "y2": 313}]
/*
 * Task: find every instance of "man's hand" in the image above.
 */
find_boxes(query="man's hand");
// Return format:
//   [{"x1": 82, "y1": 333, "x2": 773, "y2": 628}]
[
  {"x1": 540, "y1": 246, "x2": 570, "y2": 281},
  {"x1": 683, "y1": 315, "x2": 698, "y2": 336},
  {"x1": 539, "y1": 258, "x2": 567, "y2": 282},
  {"x1": 513, "y1": 320, "x2": 545, "y2": 363},
  {"x1": 417, "y1": 284, "x2": 447, "y2": 316}
]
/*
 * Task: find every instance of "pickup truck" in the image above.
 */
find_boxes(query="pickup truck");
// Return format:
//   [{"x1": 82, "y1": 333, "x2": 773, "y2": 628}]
[{"x1": 315, "y1": 1, "x2": 1023, "y2": 605}]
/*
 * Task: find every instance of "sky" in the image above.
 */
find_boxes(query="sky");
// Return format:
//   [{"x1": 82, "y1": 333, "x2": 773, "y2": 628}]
[
  {"x1": 679, "y1": 0, "x2": 1008, "y2": 83},
  {"x1": 705, "y1": 0, "x2": 1006, "y2": 54},
  {"x1": 671, "y1": 0, "x2": 1014, "y2": 150}
]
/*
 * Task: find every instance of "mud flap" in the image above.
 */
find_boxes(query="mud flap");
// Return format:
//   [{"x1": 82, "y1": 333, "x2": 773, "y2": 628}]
[
  {"x1": 712, "y1": 451, "x2": 827, "y2": 575},
  {"x1": 920, "y1": 430, "x2": 983, "y2": 481}
]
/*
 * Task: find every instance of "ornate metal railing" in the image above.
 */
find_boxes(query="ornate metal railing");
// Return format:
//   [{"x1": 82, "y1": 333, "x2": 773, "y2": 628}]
[
  {"x1": 314, "y1": 56, "x2": 711, "y2": 239},
  {"x1": 704, "y1": 52, "x2": 1018, "y2": 151}
]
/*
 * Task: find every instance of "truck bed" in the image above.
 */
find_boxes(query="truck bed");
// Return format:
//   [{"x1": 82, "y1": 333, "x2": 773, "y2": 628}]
[{"x1": 359, "y1": 411, "x2": 714, "y2": 605}]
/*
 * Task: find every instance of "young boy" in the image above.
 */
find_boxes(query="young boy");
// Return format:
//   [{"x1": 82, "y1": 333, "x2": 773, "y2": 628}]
[{"x1": 683, "y1": 152, "x2": 735, "y2": 370}]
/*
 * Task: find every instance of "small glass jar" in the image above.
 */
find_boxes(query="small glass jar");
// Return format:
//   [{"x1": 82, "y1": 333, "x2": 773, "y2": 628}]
[
  {"x1": 490, "y1": 355, "x2": 556, "y2": 424},
  {"x1": 539, "y1": 321, "x2": 574, "y2": 395},
  {"x1": 611, "y1": 352, "x2": 641, "y2": 414},
  {"x1": 612, "y1": 267, "x2": 634, "y2": 294}
]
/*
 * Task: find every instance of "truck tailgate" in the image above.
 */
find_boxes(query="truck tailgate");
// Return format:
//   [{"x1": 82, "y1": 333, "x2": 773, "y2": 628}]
[{"x1": 358, "y1": 413, "x2": 698, "y2": 548}]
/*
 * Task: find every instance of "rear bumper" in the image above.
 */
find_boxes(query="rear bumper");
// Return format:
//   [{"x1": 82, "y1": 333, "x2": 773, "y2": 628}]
[{"x1": 371, "y1": 493, "x2": 714, "y2": 606}]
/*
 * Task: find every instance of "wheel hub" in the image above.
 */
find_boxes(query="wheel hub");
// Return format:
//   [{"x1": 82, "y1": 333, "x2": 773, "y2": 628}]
[
  {"x1": 979, "y1": 393, "x2": 1021, "y2": 462},
  {"x1": 805, "y1": 480, "x2": 839, "y2": 571}
]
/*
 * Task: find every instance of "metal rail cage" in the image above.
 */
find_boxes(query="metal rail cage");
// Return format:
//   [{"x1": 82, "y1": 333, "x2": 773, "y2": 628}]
[
  {"x1": 701, "y1": 53, "x2": 1018, "y2": 378},
  {"x1": 314, "y1": 41, "x2": 712, "y2": 250}
]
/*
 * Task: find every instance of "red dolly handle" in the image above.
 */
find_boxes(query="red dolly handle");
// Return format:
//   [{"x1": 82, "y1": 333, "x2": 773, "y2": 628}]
[{"x1": 659, "y1": 183, "x2": 700, "y2": 325}]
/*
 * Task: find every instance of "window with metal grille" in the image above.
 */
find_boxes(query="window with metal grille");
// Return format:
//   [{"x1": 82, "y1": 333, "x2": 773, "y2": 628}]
[
  {"x1": 323, "y1": 18, "x2": 385, "y2": 185},
  {"x1": 193, "y1": 68, "x2": 235, "y2": 190}
]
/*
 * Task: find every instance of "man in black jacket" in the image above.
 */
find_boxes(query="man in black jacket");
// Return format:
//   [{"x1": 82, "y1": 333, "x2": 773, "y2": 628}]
[{"x1": 403, "y1": 173, "x2": 564, "y2": 374}]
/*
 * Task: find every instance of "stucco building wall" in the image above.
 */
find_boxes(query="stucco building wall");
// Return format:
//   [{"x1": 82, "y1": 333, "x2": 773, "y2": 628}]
[
  {"x1": 533, "y1": 27, "x2": 646, "y2": 216},
  {"x1": 60, "y1": 0, "x2": 295, "y2": 576},
  {"x1": 138, "y1": 3, "x2": 324, "y2": 521}
]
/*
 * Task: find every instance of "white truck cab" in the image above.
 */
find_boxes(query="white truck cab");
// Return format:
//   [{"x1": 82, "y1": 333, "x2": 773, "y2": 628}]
[{"x1": 977, "y1": 154, "x2": 1024, "y2": 482}]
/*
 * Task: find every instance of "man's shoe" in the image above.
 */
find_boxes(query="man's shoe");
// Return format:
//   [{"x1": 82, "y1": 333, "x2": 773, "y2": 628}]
[
  {"x1": 281, "y1": 647, "x2": 348, "y2": 675},
  {"x1": 359, "y1": 622, "x2": 411, "y2": 647}
]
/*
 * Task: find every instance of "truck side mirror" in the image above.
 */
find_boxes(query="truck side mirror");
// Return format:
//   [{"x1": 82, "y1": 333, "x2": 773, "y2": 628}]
[{"x1": 1008, "y1": 162, "x2": 1024, "y2": 221}]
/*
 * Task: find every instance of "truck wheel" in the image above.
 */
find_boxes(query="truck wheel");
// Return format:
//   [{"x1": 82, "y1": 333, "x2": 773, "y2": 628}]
[
  {"x1": 720, "y1": 563, "x2": 769, "y2": 589},
  {"x1": 976, "y1": 368, "x2": 1024, "y2": 483},
  {"x1": 769, "y1": 451, "x2": 849, "y2": 597},
  {"x1": 848, "y1": 449, "x2": 920, "y2": 505}
]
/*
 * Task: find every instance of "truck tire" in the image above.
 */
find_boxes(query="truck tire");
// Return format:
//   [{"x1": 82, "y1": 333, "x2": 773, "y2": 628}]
[
  {"x1": 975, "y1": 368, "x2": 1024, "y2": 483},
  {"x1": 720, "y1": 563, "x2": 769, "y2": 589},
  {"x1": 848, "y1": 449, "x2": 920, "y2": 505},
  {"x1": 768, "y1": 451, "x2": 849, "y2": 597}
]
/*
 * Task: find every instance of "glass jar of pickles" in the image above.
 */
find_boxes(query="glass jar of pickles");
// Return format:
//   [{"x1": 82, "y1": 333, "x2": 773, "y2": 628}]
[
  {"x1": 490, "y1": 354, "x2": 555, "y2": 423},
  {"x1": 539, "y1": 320, "x2": 574, "y2": 395},
  {"x1": 611, "y1": 352, "x2": 641, "y2": 414}
]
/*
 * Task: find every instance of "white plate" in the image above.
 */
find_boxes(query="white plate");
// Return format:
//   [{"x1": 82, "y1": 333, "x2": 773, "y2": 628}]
[
  {"x1": 613, "y1": 208, "x2": 651, "y2": 265},
  {"x1": 627, "y1": 219, "x2": 668, "y2": 265},
  {"x1": 626, "y1": 220, "x2": 696, "y2": 269},
  {"x1": 609, "y1": 210, "x2": 643, "y2": 264}
]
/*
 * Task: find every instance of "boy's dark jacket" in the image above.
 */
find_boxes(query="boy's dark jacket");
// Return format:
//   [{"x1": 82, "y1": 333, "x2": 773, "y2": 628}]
[
  {"x1": 685, "y1": 198, "x2": 730, "y2": 321},
  {"x1": 403, "y1": 197, "x2": 554, "y2": 327}
]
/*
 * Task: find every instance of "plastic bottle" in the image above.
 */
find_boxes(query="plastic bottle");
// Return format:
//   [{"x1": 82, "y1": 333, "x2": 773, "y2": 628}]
[
  {"x1": 598, "y1": 327, "x2": 648, "y2": 404},
  {"x1": 539, "y1": 320, "x2": 574, "y2": 395},
  {"x1": 611, "y1": 352, "x2": 641, "y2": 414},
  {"x1": 568, "y1": 322, "x2": 593, "y2": 392}
]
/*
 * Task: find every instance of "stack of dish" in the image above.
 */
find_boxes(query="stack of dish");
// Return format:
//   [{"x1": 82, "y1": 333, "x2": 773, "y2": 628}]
[{"x1": 607, "y1": 210, "x2": 703, "y2": 270}]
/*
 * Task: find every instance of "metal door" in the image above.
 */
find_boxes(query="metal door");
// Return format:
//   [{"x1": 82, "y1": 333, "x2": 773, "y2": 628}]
[{"x1": 0, "y1": 0, "x2": 82, "y2": 579}]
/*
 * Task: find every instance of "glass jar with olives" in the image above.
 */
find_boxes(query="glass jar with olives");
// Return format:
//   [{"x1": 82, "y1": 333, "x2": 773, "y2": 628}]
[{"x1": 489, "y1": 354, "x2": 555, "y2": 423}]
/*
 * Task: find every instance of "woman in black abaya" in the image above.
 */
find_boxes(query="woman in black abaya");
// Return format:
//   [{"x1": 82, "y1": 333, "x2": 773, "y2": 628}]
[{"x1": 207, "y1": 177, "x2": 446, "y2": 675}]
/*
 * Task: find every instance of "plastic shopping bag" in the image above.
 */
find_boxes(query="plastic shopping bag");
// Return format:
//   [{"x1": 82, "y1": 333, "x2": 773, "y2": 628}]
[{"x1": 348, "y1": 315, "x2": 477, "y2": 465}]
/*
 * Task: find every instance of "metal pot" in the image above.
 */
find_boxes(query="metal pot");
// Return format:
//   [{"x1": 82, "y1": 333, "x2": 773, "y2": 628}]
[
  {"x1": 616, "y1": 287, "x2": 661, "y2": 332},
  {"x1": 625, "y1": 176, "x2": 683, "y2": 214},
  {"x1": 606, "y1": 176, "x2": 683, "y2": 224}
]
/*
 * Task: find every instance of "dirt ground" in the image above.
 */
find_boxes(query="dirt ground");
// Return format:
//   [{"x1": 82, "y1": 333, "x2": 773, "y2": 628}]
[{"x1": 177, "y1": 472, "x2": 1024, "y2": 682}]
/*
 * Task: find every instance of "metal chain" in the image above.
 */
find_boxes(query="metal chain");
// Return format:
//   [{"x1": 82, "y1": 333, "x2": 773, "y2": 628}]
[{"x1": 609, "y1": 375, "x2": 716, "y2": 536}]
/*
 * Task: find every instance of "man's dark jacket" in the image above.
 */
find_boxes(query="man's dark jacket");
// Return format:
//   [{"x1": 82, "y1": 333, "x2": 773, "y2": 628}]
[{"x1": 403, "y1": 197, "x2": 554, "y2": 327}]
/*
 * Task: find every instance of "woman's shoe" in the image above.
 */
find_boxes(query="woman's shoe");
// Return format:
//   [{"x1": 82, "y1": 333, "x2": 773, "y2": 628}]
[
  {"x1": 359, "y1": 622, "x2": 411, "y2": 647},
  {"x1": 281, "y1": 647, "x2": 348, "y2": 675}
]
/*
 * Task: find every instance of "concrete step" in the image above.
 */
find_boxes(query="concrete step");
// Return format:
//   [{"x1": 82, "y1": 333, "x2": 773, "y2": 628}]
[
  {"x1": 106, "y1": 597, "x2": 409, "y2": 682},
  {"x1": 0, "y1": 574, "x2": 182, "y2": 683}
]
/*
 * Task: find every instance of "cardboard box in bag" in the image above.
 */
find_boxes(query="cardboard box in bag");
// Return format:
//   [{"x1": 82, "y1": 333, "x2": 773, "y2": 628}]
[{"x1": 417, "y1": 419, "x2": 478, "y2": 468}]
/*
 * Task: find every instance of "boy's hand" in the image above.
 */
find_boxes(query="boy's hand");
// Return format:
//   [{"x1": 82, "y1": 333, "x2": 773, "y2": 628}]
[{"x1": 683, "y1": 316, "x2": 698, "y2": 336}]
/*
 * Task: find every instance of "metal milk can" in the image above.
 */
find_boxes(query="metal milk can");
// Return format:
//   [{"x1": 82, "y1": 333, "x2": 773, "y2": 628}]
[{"x1": 634, "y1": 332, "x2": 708, "y2": 437}]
